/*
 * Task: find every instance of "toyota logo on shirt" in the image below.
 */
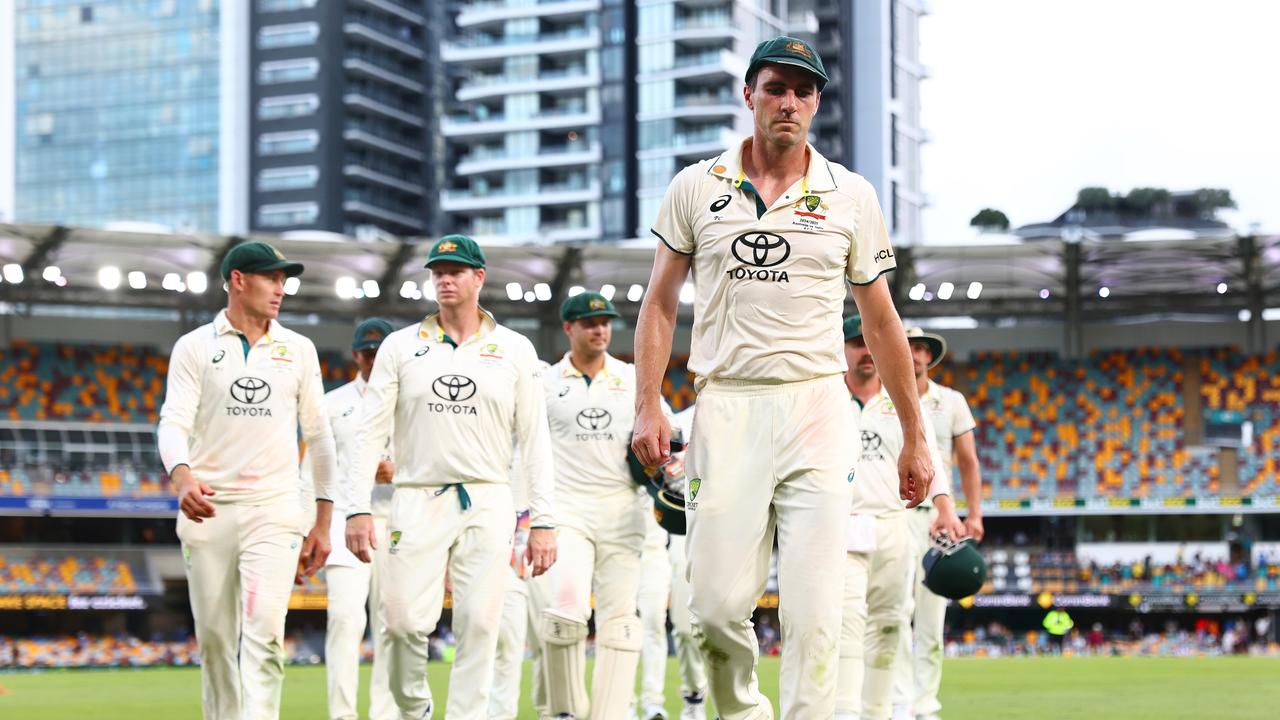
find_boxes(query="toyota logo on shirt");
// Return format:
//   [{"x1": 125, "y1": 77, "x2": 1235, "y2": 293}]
[
  {"x1": 576, "y1": 408, "x2": 613, "y2": 431},
  {"x1": 731, "y1": 232, "x2": 791, "y2": 268},
  {"x1": 230, "y1": 377, "x2": 271, "y2": 405},
  {"x1": 432, "y1": 375, "x2": 477, "y2": 402}
]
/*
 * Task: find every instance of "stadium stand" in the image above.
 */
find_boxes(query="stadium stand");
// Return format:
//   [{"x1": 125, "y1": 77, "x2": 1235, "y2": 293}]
[
  {"x1": 1, "y1": 342, "x2": 1277, "y2": 502},
  {"x1": 983, "y1": 546, "x2": 1280, "y2": 595},
  {"x1": 0, "y1": 549, "x2": 145, "y2": 594}
]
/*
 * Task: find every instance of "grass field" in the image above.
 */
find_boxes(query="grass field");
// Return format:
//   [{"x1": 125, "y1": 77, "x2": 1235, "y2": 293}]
[{"x1": 3, "y1": 656, "x2": 1279, "y2": 719}]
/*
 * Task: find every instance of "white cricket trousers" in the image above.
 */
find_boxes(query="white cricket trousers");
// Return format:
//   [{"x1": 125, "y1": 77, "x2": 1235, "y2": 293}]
[
  {"x1": 837, "y1": 513, "x2": 909, "y2": 720},
  {"x1": 686, "y1": 375, "x2": 856, "y2": 720},
  {"x1": 177, "y1": 500, "x2": 303, "y2": 720},
  {"x1": 668, "y1": 533, "x2": 707, "y2": 699},
  {"x1": 526, "y1": 487, "x2": 645, "y2": 707},
  {"x1": 891, "y1": 506, "x2": 948, "y2": 717},
  {"x1": 326, "y1": 516, "x2": 395, "y2": 720},
  {"x1": 382, "y1": 483, "x2": 514, "y2": 720},
  {"x1": 638, "y1": 513, "x2": 672, "y2": 709},
  {"x1": 489, "y1": 566, "x2": 532, "y2": 720}
]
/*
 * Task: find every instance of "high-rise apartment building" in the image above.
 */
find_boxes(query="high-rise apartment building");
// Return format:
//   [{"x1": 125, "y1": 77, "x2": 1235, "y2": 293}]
[
  {"x1": 248, "y1": 0, "x2": 438, "y2": 237},
  {"x1": 439, "y1": 0, "x2": 617, "y2": 244}
]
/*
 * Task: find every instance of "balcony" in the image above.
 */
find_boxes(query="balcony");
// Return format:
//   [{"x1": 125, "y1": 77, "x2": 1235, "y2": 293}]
[
  {"x1": 441, "y1": 104, "x2": 600, "y2": 138},
  {"x1": 343, "y1": 200, "x2": 424, "y2": 230},
  {"x1": 343, "y1": 124, "x2": 424, "y2": 161},
  {"x1": 343, "y1": 162, "x2": 425, "y2": 195},
  {"x1": 637, "y1": 126, "x2": 740, "y2": 161},
  {"x1": 344, "y1": 53, "x2": 424, "y2": 93},
  {"x1": 668, "y1": 13, "x2": 745, "y2": 44},
  {"x1": 353, "y1": 0, "x2": 425, "y2": 26},
  {"x1": 455, "y1": 142, "x2": 601, "y2": 175},
  {"x1": 637, "y1": 90, "x2": 741, "y2": 122},
  {"x1": 441, "y1": 179, "x2": 600, "y2": 212},
  {"x1": 456, "y1": 66, "x2": 599, "y2": 102},
  {"x1": 344, "y1": 92, "x2": 424, "y2": 127},
  {"x1": 457, "y1": 0, "x2": 600, "y2": 29},
  {"x1": 343, "y1": 15, "x2": 425, "y2": 59},
  {"x1": 441, "y1": 27, "x2": 599, "y2": 63},
  {"x1": 636, "y1": 48, "x2": 746, "y2": 83}
]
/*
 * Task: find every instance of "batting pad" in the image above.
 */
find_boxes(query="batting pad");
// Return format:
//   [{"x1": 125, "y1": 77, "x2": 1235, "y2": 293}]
[
  {"x1": 541, "y1": 609, "x2": 589, "y2": 717},
  {"x1": 589, "y1": 614, "x2": 644, "y2": 720}
]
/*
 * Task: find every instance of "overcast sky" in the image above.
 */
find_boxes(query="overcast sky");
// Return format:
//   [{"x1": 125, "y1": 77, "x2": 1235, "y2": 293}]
[{"x1": 918, "y1": 0, "x2": 1280, "y2": 245}]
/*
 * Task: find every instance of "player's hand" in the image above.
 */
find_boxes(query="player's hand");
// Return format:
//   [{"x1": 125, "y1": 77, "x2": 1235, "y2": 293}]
[
  {"x1": 374, "y1": 460, "x2": 395, "y2": 485},
  {"x1": 965, "y1": 512, "x2": 985, "y2": 543},
  {"x1": 173, "y1": 466, "x2": 216, "y2": 522},
  {"x1": 899, "y1": 432, "x2": 933, "y2": 509},
  {"x1": 631, "y1": 401, "x2": 672, "y2": 467},
  {"x1": 345, "y1": 515, "x2": 377, "y2": 564},
  {"x1": 295, "y1": 525, "x2": 331, "y2": 585},
  {"x1": 525, "y1": 527, "x2": 557, "y2": 577},
  {"x1": 931, "y1": 507, "x2": 967, "y2": 540}
]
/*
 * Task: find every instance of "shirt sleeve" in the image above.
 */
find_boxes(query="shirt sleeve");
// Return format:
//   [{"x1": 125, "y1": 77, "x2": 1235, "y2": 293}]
[
  {"x1": 156, "y1": 334, "x2": 201, "y2": 474},
  {"x1": 846, "y1": 177, "x2": 896, "y2": 285},
  {"x1": 951, "y1": 389, "x2": 977, "y2": 437},
  {"x1": 515, "y1": 343, "x2": 556, "y2": 528},
  {"x1": 297, "y1": 338, "x2": 336, "y2": 504},
  {"x1": 650, "y1": 165, "x2": 697, "y2": 255},
  {"x1": 348, "y1": 337, "x2": 400, "y2": 516}
]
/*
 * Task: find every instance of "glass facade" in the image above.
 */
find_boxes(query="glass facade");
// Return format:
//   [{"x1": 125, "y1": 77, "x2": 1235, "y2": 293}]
[{"x1": 13, "y1": 0, "x2": 221, "y2": 231}]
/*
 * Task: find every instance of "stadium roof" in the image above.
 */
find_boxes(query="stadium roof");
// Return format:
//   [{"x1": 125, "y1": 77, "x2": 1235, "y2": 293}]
[{"x1": 1, "y1": 223, "x2": 1277, "y2": 333}]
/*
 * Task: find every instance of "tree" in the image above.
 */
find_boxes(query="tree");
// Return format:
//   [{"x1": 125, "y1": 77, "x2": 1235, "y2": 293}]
[
  {"x1": 1122, "y1": 187, "x2": 1172, "y2": 215},
  {"x1": 969, "y1": 208, "x2": 1010, "y2": 232},
  {"x1": 1191, "y1": 188, "x2": 1236, "y2": 217},
  {"x1": 1076, "y1": 187, "x2": 1115, "y2": 212}
]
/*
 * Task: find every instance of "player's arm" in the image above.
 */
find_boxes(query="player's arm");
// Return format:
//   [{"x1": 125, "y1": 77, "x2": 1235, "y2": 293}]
[
  {"x1": 852, "y1": 278, "x2": 932, "y2": 507},
  {"x1": 346, "y1": 338, "x2": 400, "y2": 562},
  {"x1": 157, "y1": 336, "x2": 216, "y2": 522},
  {"x1": 954, "y1": 430, "x2": 984, "y2": 541},
  {"x1": 634, "y1": 167, "x2": 696, "y2": 466},
  {"x1": 296, "y1": 341, "x2": 336, "y2": 577},
  {"x1": 514, "y1": 345, "x2": 557, "y2": 576}
]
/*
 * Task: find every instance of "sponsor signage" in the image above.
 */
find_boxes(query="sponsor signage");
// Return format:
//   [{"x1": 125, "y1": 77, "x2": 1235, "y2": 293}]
[{"x1": 0, "y1": 594, "x2": 149, "y2": 611}]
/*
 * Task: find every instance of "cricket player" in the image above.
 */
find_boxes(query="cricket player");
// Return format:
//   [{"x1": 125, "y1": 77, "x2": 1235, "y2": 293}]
[
  {"x1": 345, "y1": 235, "x2": 557, "y2": 720},
  {"x1": 838, "y1": 317, "x2": 965, "y2": 720},
  {"x1": 891, "y1": 327, "x2": 983, "y2": 720},
  {"x1": 529, "y1": 291, "x2": 649, "y2": 720},
  {"x1": 636, "y1": 405, "x2": 709, "y2": 720},
  {"x1": 631, "y1": 36, "x2": 934, "y2": 719},
  {"x1": 300, "y1": 318, "x2": 397, "y2": 720},
  {"x1": 158, "y1": 241, "x2": 337, "y2": 719}
]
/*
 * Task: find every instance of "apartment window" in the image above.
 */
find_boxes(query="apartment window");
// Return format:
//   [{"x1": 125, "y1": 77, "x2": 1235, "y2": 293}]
[
  {"x1": 258, "y1": 58, "x2": 319, "y2": 85},
  {"x1": 257, "y1": 0, "x2": 318, "y2": 11},
  {"x1": 257, "y1": 166, "x2": 320, "y2": 191},
  {"x1": 258, "y1": 22, "x2": 320, "y2": 49},
  {"x1": 258, "y1": 202, "x2": 319, "y2": 227},
  {"x1": 258, "y1": 94, "x2": 320, "y2": 120},
  {"x1": 257, "y1": 130, "x2": 320, "y2": 155}
]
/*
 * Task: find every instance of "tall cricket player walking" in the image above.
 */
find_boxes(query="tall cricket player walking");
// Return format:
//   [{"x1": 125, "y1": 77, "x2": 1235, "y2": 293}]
[
  {"x1": 158, "y1": 241, "x2": 338, "y2": 719},
  {"x1": 631, "y1": 36, "x2": 933, "y2": 720},
  {"x1": 345, "y1": 235, "x2": 557, "y2": 720}
]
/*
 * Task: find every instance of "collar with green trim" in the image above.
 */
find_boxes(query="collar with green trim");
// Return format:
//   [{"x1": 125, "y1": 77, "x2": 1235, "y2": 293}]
[{"x1": 708, "y1": 136, "x2": 838, "y2": 193}]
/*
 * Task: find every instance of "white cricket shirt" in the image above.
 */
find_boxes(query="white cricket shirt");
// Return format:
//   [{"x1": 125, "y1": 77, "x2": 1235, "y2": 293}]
[
  {"x1": 158, "y1": 309, "x2": 336, "y2": 506},
  {"x1": 850, "y1": 387, "x2": 950, "y2": 517},
  {"x1": 348, "y1": 311, "x2": 555, "y2": 528},
  {"x1": 651, "y1": 137, "x2": 896, "y2": 386},
  {"x1": 543, "y1": 353, "x2": 637, "y2": 497},
  {"x1": 922, "y1": 380, "x2": 977, "y2": 482}
]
